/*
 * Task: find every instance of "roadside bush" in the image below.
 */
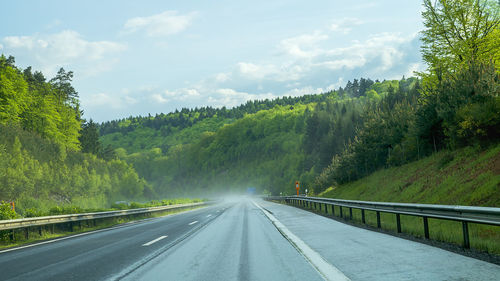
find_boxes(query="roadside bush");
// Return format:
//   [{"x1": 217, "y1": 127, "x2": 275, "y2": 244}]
[
  {"x1": 24, "y1": 208, "x2": 45, "y2": 218},
  {"x1": 0, "y1": 201, "x2": 18, "y2": 220},
  {"x1": 129, "y1": 202, "x2": 145, "y2": 209}
]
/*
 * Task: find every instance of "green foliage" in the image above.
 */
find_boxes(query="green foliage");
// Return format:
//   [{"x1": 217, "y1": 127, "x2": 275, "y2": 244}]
[
  {"x1": 0, "y1": 201, "x2": 18, "y2": 220},
  {"x1": 80, "y1": 119, "x2": 101, "y2": 154},
  {"x1": 0, "y1": 55, "x2": 81, "y2": 150},
  {"x1": 320, "y1": 143, "x2": 500, "y2": 207},
  {"x1": 0, "y1": 123, "x2": 150, "y2": 216},
  {"x1": 421, "y1": 0, "x2": 499, "y2": 72},
  {"x1": 418, "y1": 61, "x2": 499, "y2": 150}
]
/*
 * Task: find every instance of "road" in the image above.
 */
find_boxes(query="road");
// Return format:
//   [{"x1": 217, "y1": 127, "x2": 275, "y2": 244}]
[
  {"x1": 0, "y1": 197, "x2": 499, "y2": 281},
  {"x1": 0, "y1": 203, "x2": 229, "y2": 281}
]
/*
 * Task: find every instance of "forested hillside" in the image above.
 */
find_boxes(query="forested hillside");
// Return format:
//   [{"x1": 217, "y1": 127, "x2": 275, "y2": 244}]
[
  {"x1": 1, "y1": 0, "x2": 498, "y2": 215},
  {"x1": 0, "y1": 56, "x2": 150, "y2": 216},
  {"x1": 100, "y1": 77, "x2": 422, "y2": 196},
  {"x1": 99, "y1": 0, "x2": 499, "y2": 200}
]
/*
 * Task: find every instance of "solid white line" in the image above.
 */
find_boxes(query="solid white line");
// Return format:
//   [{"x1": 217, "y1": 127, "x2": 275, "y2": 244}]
[
  {"x1": 0, "y1": 220, "x2": 143, "y2": 254},
  {"x1": 188, "y1": 220, "x2": 198, "y2": 225},
  {"x1": 142, "y1": 235, "x2": 168, "y2": 246},
  {"x1": 206, "y1": 214, "x2": 212, "y2": 217},
  {"x1": 252, "y1": 201, "x2": 351, "y2": 281}
]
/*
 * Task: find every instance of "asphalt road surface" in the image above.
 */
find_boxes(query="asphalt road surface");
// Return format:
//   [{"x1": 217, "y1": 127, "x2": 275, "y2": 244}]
[{"x1": 1, "y1": 197, "x2": 499, "y2": 281}]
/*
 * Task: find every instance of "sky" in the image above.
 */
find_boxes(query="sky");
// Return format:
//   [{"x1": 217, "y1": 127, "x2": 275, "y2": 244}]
[{"x1": 0, "y1": 0, "x2": 425, "y2": 122}]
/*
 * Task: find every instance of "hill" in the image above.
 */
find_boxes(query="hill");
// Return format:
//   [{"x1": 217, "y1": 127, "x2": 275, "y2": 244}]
[
  {"x1": 99, "y1": 77, "x2": 423, "y2": 197},
  {"x1": 319, "y1": 144, "x2": 500, "y2": 206}
]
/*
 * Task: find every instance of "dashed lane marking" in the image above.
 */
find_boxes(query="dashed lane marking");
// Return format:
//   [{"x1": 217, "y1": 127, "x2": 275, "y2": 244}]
[{"x1": 142, "y1": 235, "x2": 168, "y2": 246}]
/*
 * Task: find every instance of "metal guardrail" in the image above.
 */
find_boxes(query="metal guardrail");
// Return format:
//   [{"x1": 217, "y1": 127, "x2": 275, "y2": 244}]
[
  {"x1": 0, "y1": 202, "x2": 208, "y2": 232},
  {"x1": 266, "y1": 196, "x2": 500, "y2": 249}
]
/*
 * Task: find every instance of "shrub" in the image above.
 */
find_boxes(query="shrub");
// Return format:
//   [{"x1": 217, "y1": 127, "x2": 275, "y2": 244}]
[{"x1": 0, "y1": 202, "x2": 18, "y2": 220}]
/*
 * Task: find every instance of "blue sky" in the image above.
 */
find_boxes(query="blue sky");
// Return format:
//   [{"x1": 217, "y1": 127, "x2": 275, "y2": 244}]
[{"x1": 0, "y1": 0, "x2": 425, "y2": 122}]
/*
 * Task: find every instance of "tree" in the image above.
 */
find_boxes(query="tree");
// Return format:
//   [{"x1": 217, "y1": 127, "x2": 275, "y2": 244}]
[
  {"x1": 0, "y1": 57, "x2": 29, "y2": 124},
  {"x1": 49, "y1": 68, "x2": 79, "y2": 108},
  {"x1": 421, "y1": 0, "x2": 500, "y2": 73},
  {"x1": 419, "y1": 0, "x2": 500, "y2": 149},
  {"x1": 80, "y1": 120, "x2": 101, "y2": 154}
]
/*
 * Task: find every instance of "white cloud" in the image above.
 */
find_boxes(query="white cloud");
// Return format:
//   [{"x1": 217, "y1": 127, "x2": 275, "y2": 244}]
[
  {"x1": 236, "y1": 61, "x2": 305, "y2": 82},
  {"x1": 210, "y1": 88, "x2": 275, "y2": 108},
  {"x1": 215, "y1": 72, "x2": 230, "y2": 82},
  {"x1": 405, "y1": 62, "x2": 424, "y2": 78},
  {"x1": 279, "y1": 31, "x2": 328, "y2": 58},
  {"x1": 124, "y1": 10, "x2": 197, "y2": 37},
  {"x1": 329, "y1": 17, "x2": 364, "y2": 34},
  {"x1": 232, "y1": 31, "x2": 416, "y2": 87},
  {"x1": 84, "y1": 93, "x2": 133, "y2": 108},
  {"x1": 152, "y1": 88, "x2": 201, "y2": 103},
  {"x1": 2, "y1": 30, "x2": 126, "y2": 77},
  {"x1": 152, "y1": 93, "x2": 168, "y2": 103},
  {"x1": 237, "y1": 62, "x2": 276, "y2": 80}
]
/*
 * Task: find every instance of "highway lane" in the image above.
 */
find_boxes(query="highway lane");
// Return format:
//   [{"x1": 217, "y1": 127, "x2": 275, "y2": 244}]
[
  {"x1": 2, "y1": 196, "x2": 498, "y2": 281},
  {"x1": 258, "y1": 199, "x2": 500, "y2": 281},
  {"x1": 0, "y1": 203, "x2": 228, "y2": 281},
  {"x1": 123, "y1": 198, "x2": 325, "y2": 281}
]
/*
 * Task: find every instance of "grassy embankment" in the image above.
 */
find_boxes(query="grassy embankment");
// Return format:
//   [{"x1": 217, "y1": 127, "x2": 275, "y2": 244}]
[{"x1": 317, "y1": 144, "x2": 500, "y2": 254}]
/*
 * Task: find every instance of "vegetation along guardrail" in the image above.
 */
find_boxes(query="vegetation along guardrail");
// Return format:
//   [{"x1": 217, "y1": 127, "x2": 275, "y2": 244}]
[
  {"x1": 0, "y1": 202, "x2": 209, "y2": 240},
  {"x1": 266, "y1": 196, "x2": 500, "y2": 249}
]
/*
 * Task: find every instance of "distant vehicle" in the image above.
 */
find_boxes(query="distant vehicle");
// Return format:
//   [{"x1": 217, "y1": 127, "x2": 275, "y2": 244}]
[{"x1": 246, "y1": 187, "x2": 256, "y2": 195}]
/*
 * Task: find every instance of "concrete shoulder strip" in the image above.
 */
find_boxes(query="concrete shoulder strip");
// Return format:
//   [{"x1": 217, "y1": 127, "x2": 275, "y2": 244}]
[{"x1": 252, "y1": 201, "x2": 350, "y2": 281}]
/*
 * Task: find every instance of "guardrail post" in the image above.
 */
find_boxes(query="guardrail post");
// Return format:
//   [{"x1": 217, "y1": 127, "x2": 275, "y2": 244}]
[
  {"x1": 396, "y1": 214, "x2": 401, "y2": 233},
  {"x1": 349, "y1": 208, "x2": 353, "y2": 220},
  {"x1": 361, "y1": 209, "x2": 366, "y2": 224},
  {"x1": 423, "y1": 217, "x2": 429, "y2": 239},
  {"x1": 10, "y1": 230, "x2": 14, "y2": 241},
  {"x1": 339, "y1": 206, "x2": 343, "y2": 219},
  {"x1": 319, "y1": 203, "x2": 322, "y2": 212},
  {"x1": 39, "y1": 226, "x2": 42, "y2": 236},
  {"x1": 462, "y1": 221, "x2": 470, "y2": 249},
  {"x1": 325, "y1": 204, "x2": 328, "y2": 214},
  {"x1": 25, "y1": 228, "x2": 29, "y2": 240},
  {"x1": 331, "y1": 204, "x2": 335, "y2": 216},
  {"x1": 376, "y1": 211, "x2": 381, "y2": 228}
]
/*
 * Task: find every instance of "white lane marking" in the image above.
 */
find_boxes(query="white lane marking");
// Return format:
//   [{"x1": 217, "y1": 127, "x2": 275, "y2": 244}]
[
  {"x1": 252, "y1": 201, "x2": 351, "y2": 281},
  {"x1": 0, "y1": 221, "x2": 145, "y2": 254},
  {"x1": 188, "y1": 220, "x2": 198, "y2": 225},
  {"x1": 142, "y1": 235, "x2": 168, "y2": 246},
  {"x1": 0, "y1": 206, "x2": 207, "y2": 254},
  {"x1": 206, "y1": 214, "x2": 212, "y2": 217}
]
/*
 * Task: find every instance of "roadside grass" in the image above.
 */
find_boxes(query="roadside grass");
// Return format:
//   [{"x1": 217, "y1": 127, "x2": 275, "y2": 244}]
[
  {"x1": 300, "y1": 202, "x2": 500, "y2": 255},
  {"x1": 0, "y1": 204, "x2": 204, "y2": 250},
  {"x1": 312, "y1": 143, "x2": 500, "y2": 255}
]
